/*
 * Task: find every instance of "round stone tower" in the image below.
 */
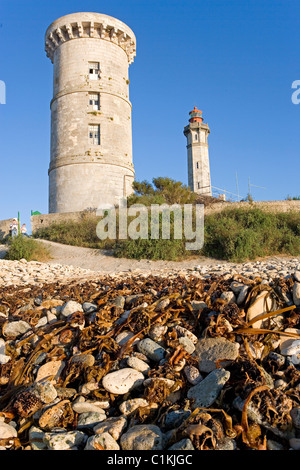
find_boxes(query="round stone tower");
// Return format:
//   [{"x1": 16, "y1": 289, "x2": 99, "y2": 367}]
[{"x1": 45, "y1": 12, "x2": 136, "y2": 213}]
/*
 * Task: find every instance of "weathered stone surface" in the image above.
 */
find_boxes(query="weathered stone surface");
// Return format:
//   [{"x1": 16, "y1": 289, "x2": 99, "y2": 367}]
[
  {"x1": 187, "y1": 368, "x2": 230, "y2": 409},
  {"x1": 32, "y1": 381, "x2": 57, "y2": 404},
  {"x1": 246, "y1": 291, "x2": 276, "y2": 328},
  {"x1": 43, "y1": 430, "x2": 87, "y2": 450},
  {"x1": 72, "y1": 401, "x2": 108, "y2": 414},
  {"x1": 82, "y1": 302, "x2": 97, "y2": 313},
  {"x1": 279, "y1": 329, "x2": 300, "y2": 355},
  {"x1": 115, "y1": 330, "x2": 139, "y2": 346},
  {"x1": 184, "y1": 365, "x2": 203, "y2": 385},
  {"x1": 191, "y1": 300, "x2": 208, "y2": 311},
  {"x1": 174, "y1": 325, "x2": 198, "y2": 344},
  {"x1": 120, "y1": 424, "x2": 164, "y2": 450},
  {"x1": 0, "y1": 421, "x2": 18, "y2": 439},
  {"x1": 77, "y1": 412, "x2": 106, "y2": 429},
  {"x1": 126, "y1": 356, "x2": 150, "y2": 375},
  {"x1": 28, "y1": 426, "x2": 47, "y2": 450},
  {"x1": 60, "y1": 300, "x2": 83, "y2": 318},
  {"x1": 45, "y1": 12, "x2": 136, "y2": 213},
  {"x1": 35, "y1": 360, "x2": 65, "y2": 384},
  {"x1": 220, "y1": 291, "x2": 236, "y2": 303},
  {"x1": 2, "y1": 320, "x2": 31, "y2": 339},
  {"x1": 168, "y1": 438, "x2": 195, "y2": 451},
  {"x1": 119, "y1": 398, "x2": 149, "y2": 416},
  {"x1": 0, "y1": 338, "x2": 10, "y2": 364},
  {"x1": 137, "y1": 338, "x2": 166, "y2": 362},
  {"x1": 236, "y1": 285, "x2": 249, "y2": 305},
  {"x1": 178, "y1": 336, "x2": 195, "y2": 354},
  {"x1": 84, "y1": 433, "x2": 120, "y2": 450},
  {"x1": 195, "y1": 337, "x2": 240, "y2": 373},
  {"x1": 102, "y1": 368, "x2": 144, "y2": 395},
  {"x1": 94, "y1": 416, "x2": 127, "y2": 441},
  {"x1": 293, "y1": 282, "x2": 300, "y2": 306}
]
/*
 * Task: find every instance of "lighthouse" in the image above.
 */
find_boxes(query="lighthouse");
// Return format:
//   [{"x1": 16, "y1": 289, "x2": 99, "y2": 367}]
[{"x1": 183, "y1": 107, "x2": 212, "y2": 196}]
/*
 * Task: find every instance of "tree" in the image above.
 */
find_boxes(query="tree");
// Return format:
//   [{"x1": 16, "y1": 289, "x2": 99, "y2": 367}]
[{"x1": 127, "y1": 177, "x2": 197, "y2": 206}]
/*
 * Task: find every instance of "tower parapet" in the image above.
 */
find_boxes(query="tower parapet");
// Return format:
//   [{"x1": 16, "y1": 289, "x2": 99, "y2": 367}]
[{"x1": 45, "y1": 12, "x2": 136, "y2": 64}]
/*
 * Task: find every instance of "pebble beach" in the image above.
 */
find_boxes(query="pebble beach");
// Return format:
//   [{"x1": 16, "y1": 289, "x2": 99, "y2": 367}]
[{"x1": 1, "y1": 256, "x2": 300, "y2": 451}]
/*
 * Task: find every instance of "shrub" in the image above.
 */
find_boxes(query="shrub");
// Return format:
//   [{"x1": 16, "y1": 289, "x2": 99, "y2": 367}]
[
  {"x1": 5, "y1": 235, "x2": 51, "y2": 262},
  {"x1": 33, "y1": 207, "x2": 300, "y2": 262},
  {"x1": 202, "y1": 208, "x2": 300, "y2": 262}
]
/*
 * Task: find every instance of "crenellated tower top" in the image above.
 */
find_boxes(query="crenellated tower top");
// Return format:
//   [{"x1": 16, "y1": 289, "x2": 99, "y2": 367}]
[{"x1": 45, "y1": 12, "x2": 136, "y2": 64}]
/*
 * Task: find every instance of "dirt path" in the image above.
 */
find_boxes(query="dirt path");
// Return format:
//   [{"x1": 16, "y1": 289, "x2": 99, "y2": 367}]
[
  {"x1": 36, "y1": 239, "x2": 229, "y2": 274},
  {"x1": 2, "y1": 239, "x2": 300, "y2": 277}
]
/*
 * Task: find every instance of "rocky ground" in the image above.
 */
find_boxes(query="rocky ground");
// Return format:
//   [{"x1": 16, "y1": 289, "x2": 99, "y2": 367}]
[
  {"x1": 1, "y1": 238, "x2": 300, "y2": 287},
  {"x1": 1, "y1": 243, "x2": 300, "y2": 451}
]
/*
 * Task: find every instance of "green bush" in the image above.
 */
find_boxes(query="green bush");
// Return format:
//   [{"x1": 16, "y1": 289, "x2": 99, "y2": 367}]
[
  {"x1": 33, "y1": 207, "x2": 300, "y2": 263},
  {"x1": 5, "y1": 235, "x2": 51, "y2": 262},
  {"x1": 202, "y1": 208, "x2": 300, "y2": 262}
]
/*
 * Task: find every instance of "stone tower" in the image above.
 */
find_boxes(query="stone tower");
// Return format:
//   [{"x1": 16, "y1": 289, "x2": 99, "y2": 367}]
[
  {"x1": 45, "y1": 12, "x2": 136, "y2": 213},
  {"x1": 183, "y1": 107, "x2": 212, "y2": 196}
]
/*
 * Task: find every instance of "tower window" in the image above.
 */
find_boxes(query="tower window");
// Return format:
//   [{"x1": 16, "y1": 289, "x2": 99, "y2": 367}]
[
  {"x1": 89, "y1": 124, "x2": 100, "y2": 145},
  {"x1": 197, "y1": 182, "x2": 201, "y2": 189},
  {"x1": 196, "y1": 162, "x2": 199, "y2": 169},
  {"x1": 89, "y1": 93, "x2": 100, "y2": 110},
  {"x1": 89, "y1": 62, "x2": 100, "y2": 80}
]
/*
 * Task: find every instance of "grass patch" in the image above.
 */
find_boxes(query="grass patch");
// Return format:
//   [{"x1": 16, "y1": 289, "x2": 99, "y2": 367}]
[
  {"x1": 5, "y1": 235, "x2": 51, "y2": 262},
  {"x1": 33, "y1": 208, "x2": 300, "y2": 262}
]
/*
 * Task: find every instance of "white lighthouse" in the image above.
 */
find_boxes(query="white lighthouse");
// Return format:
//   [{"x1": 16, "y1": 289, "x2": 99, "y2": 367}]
[{"x1": 183, "y1": 107, "x2": 212, "y2": 196}]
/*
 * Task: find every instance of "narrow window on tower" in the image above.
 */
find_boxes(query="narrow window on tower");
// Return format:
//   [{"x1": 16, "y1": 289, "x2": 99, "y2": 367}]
[
  {"x1": 89, "y1": 62, "x2": 100, "y2": 80},
  {"x1": 89, "y1": 93, "x2": 100, "y2": 110},
  {"x1": 196, "y1": 162, "x2": 199, "y2": 169},
  {"x1": 89, "y1": 124, "x2": 100, "y2": 145}
]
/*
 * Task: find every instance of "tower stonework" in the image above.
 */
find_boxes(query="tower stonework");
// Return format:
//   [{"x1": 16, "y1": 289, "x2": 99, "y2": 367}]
[
  {"x1": 45, "y1": 12, "x2": 136, "y2": 213},
  {"x1": 183, "y1": 107, "x2": 212, "y2": 196}
]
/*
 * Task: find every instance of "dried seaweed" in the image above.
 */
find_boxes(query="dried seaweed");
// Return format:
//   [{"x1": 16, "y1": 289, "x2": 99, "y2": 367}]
[{"x1": 1, "y1": 272, "x2": 300, "y2": 450}]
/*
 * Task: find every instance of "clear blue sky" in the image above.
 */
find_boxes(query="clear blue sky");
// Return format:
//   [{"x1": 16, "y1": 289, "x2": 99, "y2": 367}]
[{"x1": 0, "y1": 0, "x2": 299, "y2": 231}]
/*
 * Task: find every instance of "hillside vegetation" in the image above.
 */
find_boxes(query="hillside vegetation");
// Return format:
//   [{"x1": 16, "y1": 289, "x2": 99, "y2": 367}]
[{"x1": 33, "y1": 177, "x2": 300, "y2": 262}]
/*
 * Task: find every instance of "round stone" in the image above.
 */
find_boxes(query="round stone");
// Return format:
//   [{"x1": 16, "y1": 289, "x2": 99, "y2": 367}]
[
  {"x1": 84, "y1": 433, "x2": 120, "y2": 450},
  {"x1": 119, "y1": 398, "x2": 149, "y2": 416},
  {"x1": 3, "y1": 320, "x2": 31, "y2": 339},
  {"x1": 60, "y1": 301, "x2": 83, "y2": 318},
  {"x1": 94, "y1": 416, "x2": 127, "y2": 441},
  {"x1": 126, "y1": 356, "x2": 150, "y2": 375},
  {"x1": 35, "y1": 360, "x2": 65, "y2": 384},
  {"x1": 77, "y1": 412, "x2": 106, "y2": 429},
  {"x1": 102, "y1": 368, "x2": 144, "y2": 395},
  {"x1": 120, "y1": 424, "x2": 164, "y2": 450},
  {"x1": 137, "y1": 338, "x2": 166, "y2": 362},
  {"x1": 0, "y1": 422, "x2": 18, "y2": 439}
]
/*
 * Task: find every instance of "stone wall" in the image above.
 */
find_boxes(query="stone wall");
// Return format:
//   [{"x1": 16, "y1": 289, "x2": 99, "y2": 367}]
[
  {"x1": 30, "y1": 200, "x2": 300, "y2": 234},
  {"x1": 204, "y1": 200, "x2": 300, "y2": 215},
  {"x1": 31, "y1": 211, "x2": 97, "y2": 234},
  {"x1": 0, "y1": 218, "x2": 15, "y2": 239}
]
